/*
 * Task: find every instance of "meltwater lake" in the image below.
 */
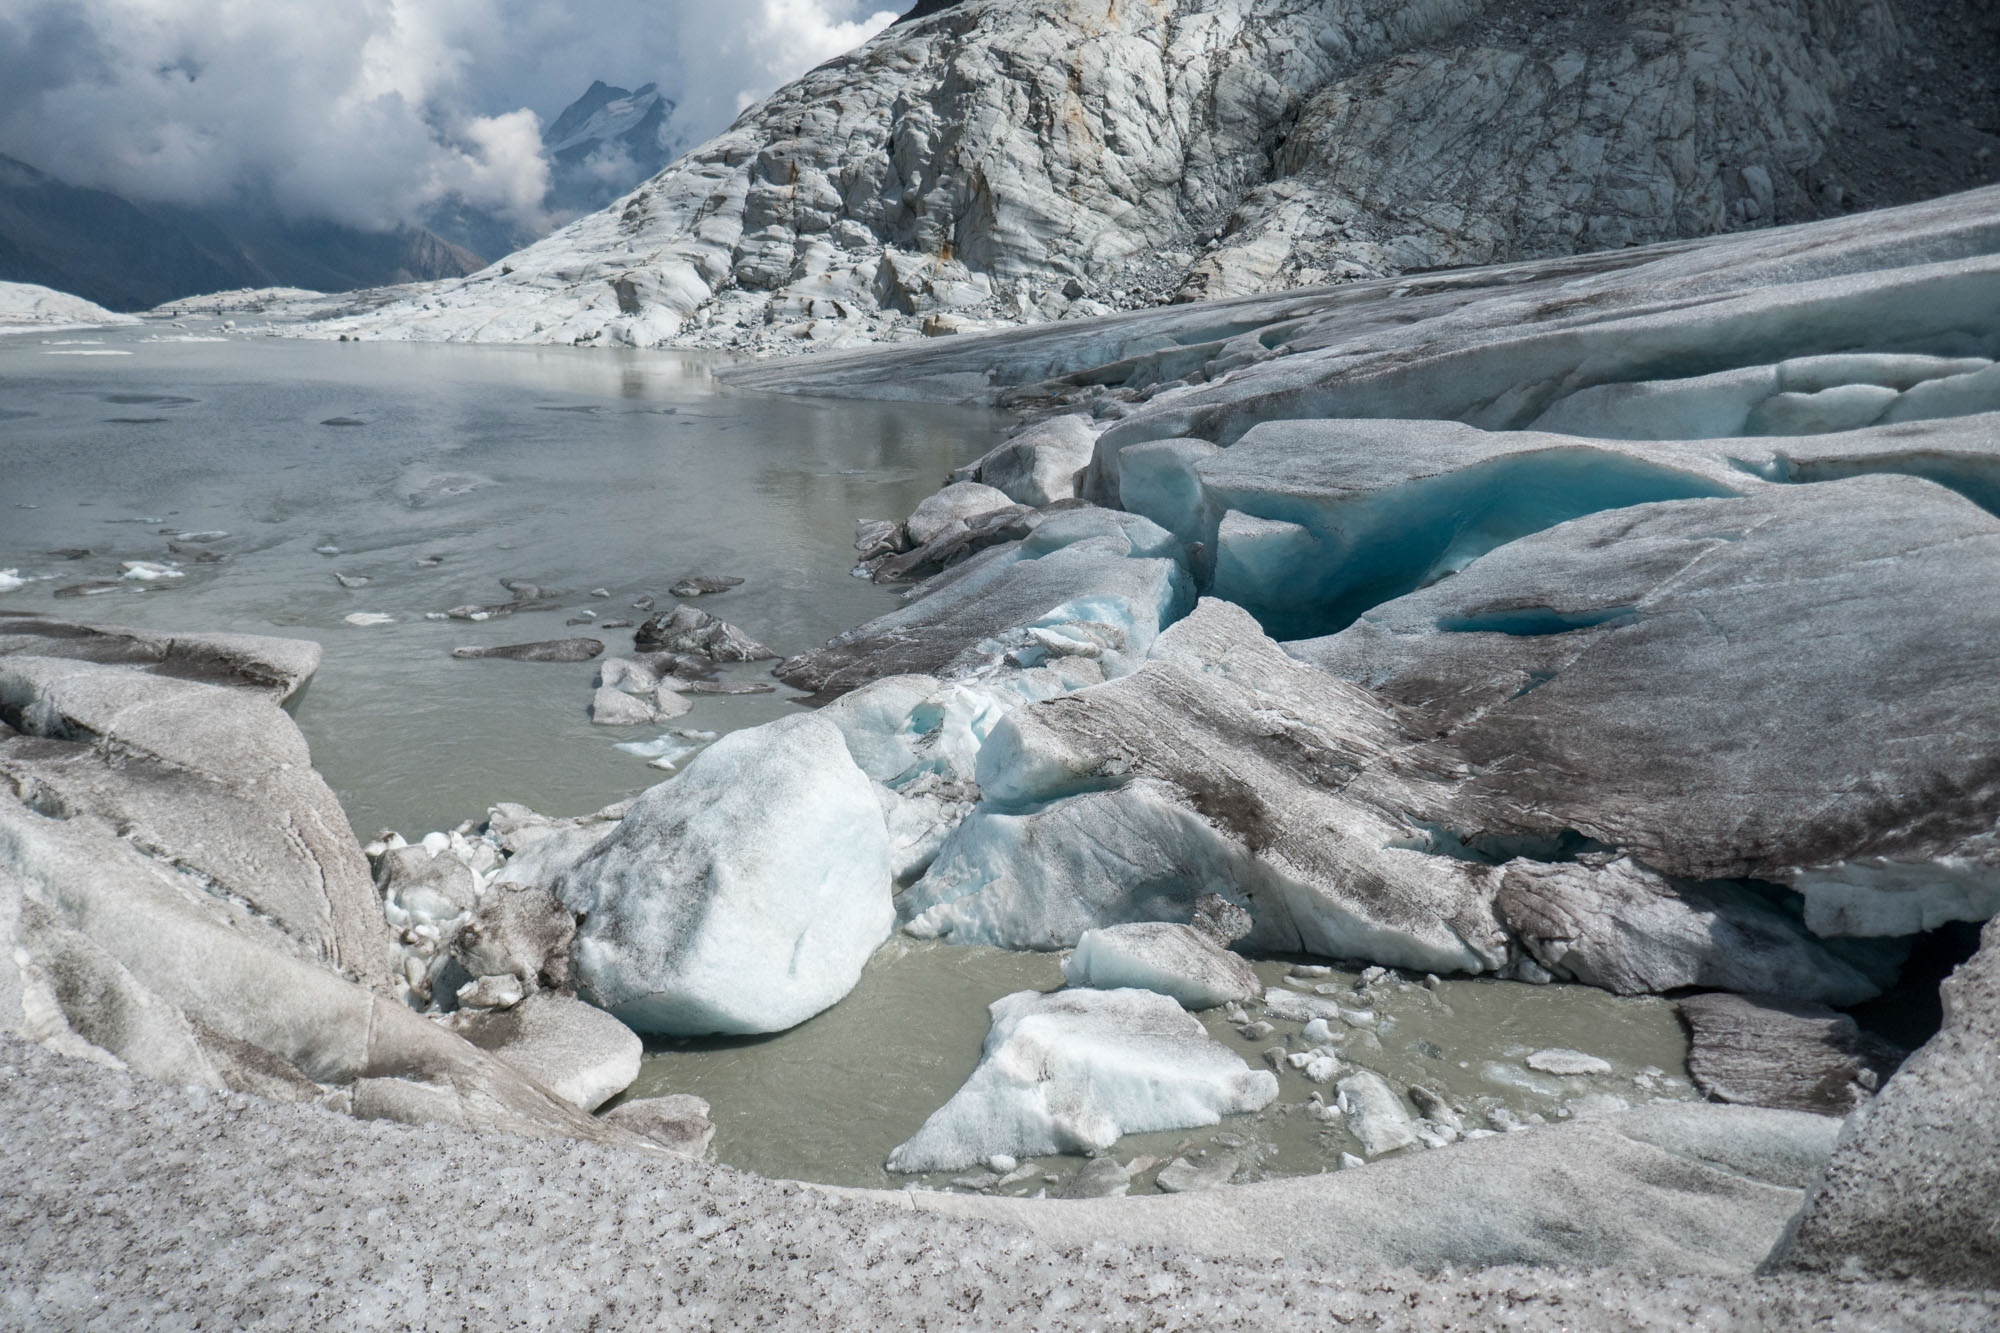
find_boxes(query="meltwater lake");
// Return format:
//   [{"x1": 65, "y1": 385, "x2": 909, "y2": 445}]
[
  {"x1": 0, "y1": 322, "x2": 1698, "y2": 1195},
  {"x1": 0, "y1": 327, "x2": 1003, "y2": 835}
]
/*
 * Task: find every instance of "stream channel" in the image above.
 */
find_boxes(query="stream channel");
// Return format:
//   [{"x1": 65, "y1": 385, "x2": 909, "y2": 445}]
[{"x1": 0, "y1": 321, "x2": 1697, "y2": 1196}]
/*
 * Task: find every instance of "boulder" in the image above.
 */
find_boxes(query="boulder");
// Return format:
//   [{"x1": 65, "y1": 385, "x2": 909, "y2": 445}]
[
  {"x1": 1061, "y1": 921, "x2": 1259, "y2": 1010},
  {"x1": 449, "y1": 994, "x2": 642, "y2": 1112},
  {"x1": 869, "y1": 503, "x2": 1037, "y2": 584},
  {"x1": 667, "y1": 576, "x2": 744, "y2": 598},
  {"x1": 633, "y1": 605, "x2": 776, "y2": 662},
  {"x1": 886, "y1": 987, "x2": 1278, "y2": 1173},
  {"x1": 1678, "y1": 992, "x2": 1904, "y2": 1116},
  {"x1": 559, "y1": 715, "x2": 893, "y2": 1035},
  {"x1": 1777, "y1": 918, "x2": 2000, "y2": 1285},
  {"x1": 451, "y1": 639, "x2": 604, "y2": 662}
]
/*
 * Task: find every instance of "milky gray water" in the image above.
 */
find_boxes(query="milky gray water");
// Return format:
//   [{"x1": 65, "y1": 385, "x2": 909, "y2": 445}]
[
  {"x1": 0, "y1": 322, "x2": 1694, "y2": 1193},
  {"x1": 0, "y1": 324, "x2": 1003, "y2": 835}
]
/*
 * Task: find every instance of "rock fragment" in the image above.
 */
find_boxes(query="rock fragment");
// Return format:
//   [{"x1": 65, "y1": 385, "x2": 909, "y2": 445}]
[{"x1": 452, "y1": 638, "x2": 605, "y2": 663}]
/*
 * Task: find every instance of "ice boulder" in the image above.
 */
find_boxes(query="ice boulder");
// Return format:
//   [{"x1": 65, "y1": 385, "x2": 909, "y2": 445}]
[
  {"x1": 1061, "y1": 921, "x2": 1260, "y2": 1010},
  {"x1": 559, "y1": 715, "x2": 894, "y2": 1035},
  {"x1": 905, "y1": 482, "x2": 1019, "y2": 546},
  {"x1": 886, "y1": 988, "x2": 1278, "y2": 1173},
  {"x1": 952, "y1": 415, "x2": 1099, "y2": 507}
]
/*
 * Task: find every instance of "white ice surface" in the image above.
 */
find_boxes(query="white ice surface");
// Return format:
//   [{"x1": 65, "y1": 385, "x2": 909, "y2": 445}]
[
  {"x1": 886, "y1": 987, "x2": 1278, "y2": 1173},
  {"x1": 562, "y1": 715, "x2": 893, "y2": 1035},
  {"x1": 1061, "y1": 922, "x2": 1259, "y2": 1010}
]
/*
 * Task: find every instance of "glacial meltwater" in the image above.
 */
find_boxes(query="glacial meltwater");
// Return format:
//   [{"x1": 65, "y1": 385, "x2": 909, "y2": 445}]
[{"x1": 0, "y1": 323, "x2": 1696, "y2": 1195}]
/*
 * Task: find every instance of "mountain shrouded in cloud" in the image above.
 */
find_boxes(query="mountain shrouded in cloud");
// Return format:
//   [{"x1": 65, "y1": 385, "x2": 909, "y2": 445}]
[{"x1": 0, "y1": 0, "x2": 900, "y2": 238}]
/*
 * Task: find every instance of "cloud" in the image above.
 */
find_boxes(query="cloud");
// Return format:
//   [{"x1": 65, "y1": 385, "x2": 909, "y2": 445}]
[{"x1": 0, "y1": 0, "x2": 900, "y2": 233}]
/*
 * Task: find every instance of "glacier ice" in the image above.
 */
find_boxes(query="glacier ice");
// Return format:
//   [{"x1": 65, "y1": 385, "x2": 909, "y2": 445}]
[
  {"x1": 560, "y1": 715, "x2": 894, "y2": 1035},
  {"x1": 1294, "y1": 475, "x2": 2000, "y2": 919},
  {"x1": 777, "y1": 506, "x2": 1191, "y2": 700},
  {"x1": 885, "y1": 987, "x2": 1278, "y2": 1173},
  {"x1": 903, "y1": 600, "x2": 1508, "y2": 973}
]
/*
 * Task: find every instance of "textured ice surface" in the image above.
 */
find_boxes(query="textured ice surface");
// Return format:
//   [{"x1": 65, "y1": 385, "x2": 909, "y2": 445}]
[
  {"x1": 561, "y1": 715, "x2": 894, "y2": 1035},
  {"x1": 887, "y1": 988, "x2": 1278, "y2": 1172}
]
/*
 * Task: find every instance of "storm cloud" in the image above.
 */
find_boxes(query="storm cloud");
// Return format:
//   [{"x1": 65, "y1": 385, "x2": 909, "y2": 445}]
[{"x1": 0, "y1": 0, "x2": 899, "y2": 233}]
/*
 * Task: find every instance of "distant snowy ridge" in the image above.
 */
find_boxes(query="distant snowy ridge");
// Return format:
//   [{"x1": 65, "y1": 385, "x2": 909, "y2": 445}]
[
  {"x1": 297, "y1": 0, "x2": 1948, "y2": 354},
  {"x1": 0, "y1": 281, "x2": 139, "y2": 332},
  {"x1": 541, "y1": 81, "x2": 682, "y2": 219}
]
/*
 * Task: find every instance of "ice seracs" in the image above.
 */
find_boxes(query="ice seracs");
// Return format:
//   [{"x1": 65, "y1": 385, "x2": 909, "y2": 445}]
[{"x1": 886, "y1": 987, "x2": 1278, "y2": 1173}]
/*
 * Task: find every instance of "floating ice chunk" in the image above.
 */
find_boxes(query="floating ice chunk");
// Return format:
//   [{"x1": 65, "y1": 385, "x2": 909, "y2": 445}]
[
  {"x1": 1061, "y1": 921, "x2": 1259, "y2": 1009},
  {"x1": 562, "y1": 714, "x2": 893, "y2": 1035},
  {"x1": 612, "y1": 733, "x2": 705, "y2": 771},
  {"x1": 343, "y1": 612, "x2": 394, "y2": 626},
  {"x1": 885, "y1": 988, "x2": 1277, "y2": 1172},
  {"x1": 120, "y1": 561, "x2": 183, "y2": 581},
  {"x1": 589, "y1": 685, "x2": 656, "y2": 725},
  {"x1": 1155, "y1": 1152, "x2": 1239, "y2": 1192},
  {"x1": 1262, "y1": 987, "x2": 1345, "y2": 1023},
  {"x1": 1337, "y1": 1071, "x2": 1418, "y2": 1156},
  {"x1": 1527, "y1": 1048, "x2": 1613, "y2": 1076}
]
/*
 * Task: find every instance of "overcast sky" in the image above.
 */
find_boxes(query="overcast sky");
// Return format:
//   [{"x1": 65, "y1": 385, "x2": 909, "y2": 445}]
[{"x1": 0, "y1": 0, "x2": 900, "y2": 232}]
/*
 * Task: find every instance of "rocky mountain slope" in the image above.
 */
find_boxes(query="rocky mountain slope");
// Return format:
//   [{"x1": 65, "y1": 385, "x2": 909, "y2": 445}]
[
  {"x1": 0, "y1": 154, "x2": 484, "y2": 312},
  {"x1": 309, "y1": 0, "x2": 1998, "y2": 351}
]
